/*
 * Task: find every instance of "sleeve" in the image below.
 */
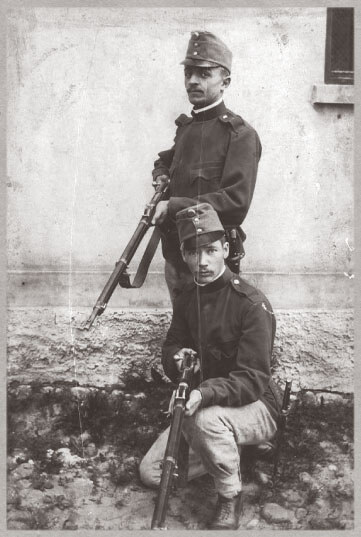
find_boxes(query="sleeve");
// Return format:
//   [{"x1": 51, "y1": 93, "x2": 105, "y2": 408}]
[
  {"x1": 168, "y1": 126, "x2": 261, "y2": 222},
  {"x1": 152, "y1": 116, "x2": 188, "y2": 179},
  {"x1": 198, "y1": 300, "x2": 273, "y2": 408},
  {"x1": 161, "y1": 296, "x2": 193, "y2": 383},
  {"x1": 152, "y1": 146, "x2": 175, "y2": 179}
]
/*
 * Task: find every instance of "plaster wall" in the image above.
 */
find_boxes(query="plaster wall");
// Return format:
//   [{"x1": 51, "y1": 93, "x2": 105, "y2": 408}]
[{"x1": 7, "y1": 7, "x2": 354, "y2": 309}]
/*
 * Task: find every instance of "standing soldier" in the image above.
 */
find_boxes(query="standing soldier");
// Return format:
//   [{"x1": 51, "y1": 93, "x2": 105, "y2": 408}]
[{"x1": 151, "y1": 31, "x2": 262, "y2": 301}]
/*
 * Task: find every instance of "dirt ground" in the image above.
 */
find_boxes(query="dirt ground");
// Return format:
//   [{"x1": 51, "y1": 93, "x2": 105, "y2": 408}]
[{"x1": 7, "y1": 377, "x2": 353, "y2": 530}]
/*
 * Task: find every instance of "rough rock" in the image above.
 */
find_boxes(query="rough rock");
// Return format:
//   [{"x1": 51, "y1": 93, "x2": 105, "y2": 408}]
[
  {"x1": 299, "y1": 472, "x2": 313, "y2": 485},
  {"x1": 70, "y1": 387, "x2": 93, "y2": 399},
  {"x1": 302, "y1": 391, "x2": 317, "y2": 405},
  {"x1": 295, "y1": 508, "x2": 308, "y2": 519},
  {"x1": 243, "y1": 482, "x2": 261, "y2": 498},
  {"x1": 7, "y1": 457, "x2": 18, "y2": 472},
  {"x1": 316, "y1": 392, "x2": 345, "y2": 405},
  {"x1": 281, "y1": 489, "x2": 304, "y2": 506},
  {"x1": 16, "y1": 385, "x2": 32, "y2": 400},
  {"x1": 255, "y1": 469, "x2": 270, "y2": 485},
  {"x1": 84, "y1": 443, "x2": 98, "y2": 458},
  {"x1": 246, "y1": 518, "x2": 259, "y2": 528},
  {"x1": 71, "y1": 477, "x2": 94, "y2": 497},
  {"x1": 18, "y1": 488, "x2": 45, "y2": 507},
  {"x1": 302, "y1": 428, "x2": 319, "y2": 441},
  {"x1": 55, "y1": 448, "x2": 83, "y2": 467},
  {"x1": 12, "y1": 462, "x2": 35, "y2": 481},
  {"x1": 7, "y1": 489, "x2": 21, "y2": 506},
  {"x1": 261, "y1": 503, "x2": 294, "y2": 523}
]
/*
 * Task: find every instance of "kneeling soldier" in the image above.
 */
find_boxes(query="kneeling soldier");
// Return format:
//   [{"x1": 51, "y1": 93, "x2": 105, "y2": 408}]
[{"x1": 140, "y1": 203, "x2": 281, "y2": 530}]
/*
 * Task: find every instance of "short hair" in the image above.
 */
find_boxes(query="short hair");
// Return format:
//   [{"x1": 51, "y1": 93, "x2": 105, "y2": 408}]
[
  {"x1": 181, "y1": 233, "x2": 227, "y2": 254},
  {"x1": 184, "y1": 65, "x2": 230, "y2": 78},
  {"x1": 219, "y1": 66, "x2": 231, "y2": 78}
]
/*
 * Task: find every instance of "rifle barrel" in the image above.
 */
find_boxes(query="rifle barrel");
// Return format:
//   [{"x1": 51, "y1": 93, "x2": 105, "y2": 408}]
[
  {"x1": 81, "y1": 178, "x2": 169, "y2": 330},
  {"x1": 151, "y1": 404, "x2": 185, "y2": 529},
  {"x1": 151, "y1": 353, "x2": 196, "y2": 529}
]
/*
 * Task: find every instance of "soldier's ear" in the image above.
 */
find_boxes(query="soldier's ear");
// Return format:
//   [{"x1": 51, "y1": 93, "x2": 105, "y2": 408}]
[
  {"x1": 223, "y1": 241, "x2": 229, "y2": 259},
  {"x1": 223, "y1": 75, "x2": 231, "y2": 89},
  {"x1": 180, "y1": 243, "x2": 187, "y2": 262}
]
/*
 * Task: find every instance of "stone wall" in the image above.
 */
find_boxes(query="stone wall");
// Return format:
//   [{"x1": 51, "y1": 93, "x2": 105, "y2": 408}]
[{"x1": 8, "y1": 308, "x2": 353, "y2": 393}]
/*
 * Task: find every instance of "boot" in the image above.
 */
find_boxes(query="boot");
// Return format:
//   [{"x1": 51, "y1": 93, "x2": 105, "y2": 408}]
[{"x1": 208, "y1": 492, "x2": 243, "y2": 530}]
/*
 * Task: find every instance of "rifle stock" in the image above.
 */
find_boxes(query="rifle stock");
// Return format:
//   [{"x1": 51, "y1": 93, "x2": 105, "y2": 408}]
[
  {"x1": 273, "y1": 379, "x2": 293, "y2": 478},
  {"x1": 151, "y1": 352, "x2": 197, "y2": 530},
  {"x1": 81, "y1": 177, "x2": 169, "y2": 330}
]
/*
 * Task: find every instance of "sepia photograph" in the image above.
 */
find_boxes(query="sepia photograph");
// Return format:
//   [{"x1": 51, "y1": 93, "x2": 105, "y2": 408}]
[{"x1": 4, "y1": 1, "x2": 355, "y2": 532}]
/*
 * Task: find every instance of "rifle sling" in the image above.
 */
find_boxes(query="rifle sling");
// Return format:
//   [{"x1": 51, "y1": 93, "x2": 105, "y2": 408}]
[{"x1": 118, "y1": 226, "x2": 162, "y2": 289}]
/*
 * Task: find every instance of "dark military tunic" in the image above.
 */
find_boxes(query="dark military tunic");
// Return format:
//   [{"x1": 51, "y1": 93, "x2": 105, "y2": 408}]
[
  {"x1": 162, "y1": 267, "x2": 281, "y2": 422},
  {"x1": 153, "y1": 101, "x2": 262, "y2": 261}
]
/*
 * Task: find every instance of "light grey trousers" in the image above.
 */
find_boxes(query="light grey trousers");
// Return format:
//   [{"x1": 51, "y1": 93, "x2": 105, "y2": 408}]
[{"x1": 139, "y1": 400, "x2": 277, "y2": 498}]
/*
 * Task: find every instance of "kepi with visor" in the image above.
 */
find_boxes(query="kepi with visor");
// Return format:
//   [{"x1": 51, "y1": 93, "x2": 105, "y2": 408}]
[
  {"x1": 176, "y1": 203, "x2": 225, "y2": 250},
  {"x1": 181, "y1": 31, "x2": 232, "y2": 73}
]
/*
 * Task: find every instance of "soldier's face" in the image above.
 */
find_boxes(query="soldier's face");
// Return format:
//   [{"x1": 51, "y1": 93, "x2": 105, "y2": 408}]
[
  {"x1": 184, "y1": 66, "x2": 230, "y2": 108},
  {"x1": 182, "y1": 239, "x2": 229, "y2": 285}
]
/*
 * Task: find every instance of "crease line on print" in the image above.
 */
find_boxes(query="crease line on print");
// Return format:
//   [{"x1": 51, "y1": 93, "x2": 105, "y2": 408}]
[
  {"x1": 196, "y1": 95, "x2": 207, "y2": 387},
  {"x1": 345, "y1": 237, "x2": 354, "y2": 252},
  {"x1": 68, "y1": 29, "x2": 100, "y2": 458}
]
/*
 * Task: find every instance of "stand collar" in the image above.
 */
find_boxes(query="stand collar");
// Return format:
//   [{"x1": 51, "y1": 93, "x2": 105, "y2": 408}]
[
  {"x1": 196, "y1": 266, "x2": 233, "y2": 293},
  {"x1": 191, "y1": 100, "x2": 227, "y2": 122}
]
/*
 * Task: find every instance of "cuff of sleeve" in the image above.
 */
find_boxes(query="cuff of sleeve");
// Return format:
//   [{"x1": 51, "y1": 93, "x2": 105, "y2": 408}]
[
  {"x1": 162, "y1": 347, "x2": 182, "y2": 383},
  {"x1": 168, "y1": 197, "x2": 195, "y2": 218},
  {"x1": 152, "y1": 167, "x2": 169, "y2": 179},
  {"x1": 198, "y1": 386, "x2": 215, "y2": 408}
]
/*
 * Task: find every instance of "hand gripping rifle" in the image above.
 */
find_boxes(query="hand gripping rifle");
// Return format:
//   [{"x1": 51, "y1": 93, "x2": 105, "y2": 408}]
[
  {"x1": 273, "y1": 379, "x2": 293, "y2": 479},
  {"x1": 151, "y1": 352, "x2": 197, "y2": 530},
  {"x1": 81, "y1": 177, "x2": 169, "y2": 331}
]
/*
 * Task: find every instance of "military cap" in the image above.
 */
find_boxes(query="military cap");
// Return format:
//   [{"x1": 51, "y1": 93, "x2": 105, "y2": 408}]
[
  {"x1": 181, "y1": 31, "x2": 232, "y2": 73},
  {"x1": 176, "y1": 203, "x2": 225, "y2": 249}
]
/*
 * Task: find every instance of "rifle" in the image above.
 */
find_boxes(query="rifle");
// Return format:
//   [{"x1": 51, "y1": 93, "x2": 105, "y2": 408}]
[
  {"x1": 81, "y1": 176, "x2": 169, "y2": 331},
  {"x1": 151, "y1": 352, "x2": 197, "y2": 530},
  {"x1": 225, "y1": 227, "x2": 244, "y2": 274},
  {"x1": 273, "y1": 379, "x2": 293, "y2": 479}
]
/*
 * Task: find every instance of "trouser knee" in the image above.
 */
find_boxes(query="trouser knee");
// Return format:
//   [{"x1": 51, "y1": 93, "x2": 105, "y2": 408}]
[
  {"x1": 183, "y1": 408, "x2": 221, "y2": 449},
  {"x1": 139, "y1": 457, "x2": 160, "y2": 489}
]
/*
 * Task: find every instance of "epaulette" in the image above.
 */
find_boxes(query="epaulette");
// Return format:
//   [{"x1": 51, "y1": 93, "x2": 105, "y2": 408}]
[
  {"x1": 175, "y1": 114, "x2": 193, "y2": 127},
  {"x1": 230, "y1": 275, "x2": 262, "y2": 303},
  {"x1": 218, "y1": 111, "x2": 244, "y2": 133}
]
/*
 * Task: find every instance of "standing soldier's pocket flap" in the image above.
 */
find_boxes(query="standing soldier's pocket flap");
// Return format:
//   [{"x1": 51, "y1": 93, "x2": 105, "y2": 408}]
[{"x1": 190, "y1": 165, "x2": 222, "y2": 184}]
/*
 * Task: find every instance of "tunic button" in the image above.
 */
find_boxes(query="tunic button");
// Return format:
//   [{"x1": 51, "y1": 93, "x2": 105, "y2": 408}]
[
  {"x1": 193, "y1": 51, "x2": 198, "y2": 55},
  {"x1": 197, "y1": 228, "x2": 202, "y2": 233},
  {"x1": 223, "y1": 115, "x2": 227, "y2": 119},
  {"x1": 234, "y1": 279, "x2": 240, "y2": 284},
  {"x1": 194, "y1": 217, "x2": 199, "y2": 223}
]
